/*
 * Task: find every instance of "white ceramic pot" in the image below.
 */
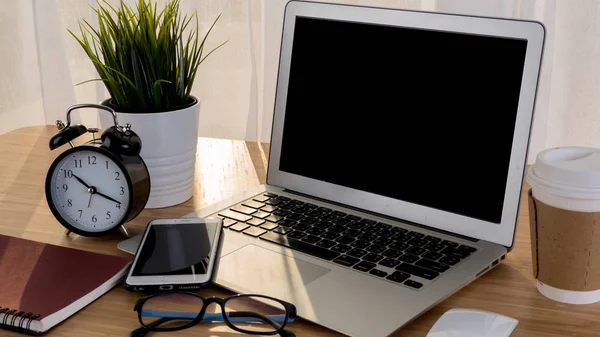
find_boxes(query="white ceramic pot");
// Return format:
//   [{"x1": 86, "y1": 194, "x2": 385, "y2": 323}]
[{"x1": 99, "y1": 98, "x2": 200, "y2": 208}]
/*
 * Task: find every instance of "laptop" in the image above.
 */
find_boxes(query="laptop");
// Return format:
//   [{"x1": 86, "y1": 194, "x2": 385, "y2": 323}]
[{"x1": 119, "y1": 1, "x2": 544, "y2": 336}]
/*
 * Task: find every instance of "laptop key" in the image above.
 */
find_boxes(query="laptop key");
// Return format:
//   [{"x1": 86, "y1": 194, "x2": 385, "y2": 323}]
[
  {"x1": 278, "y1": 202, "x2": 295, "y2": 210},
  {"x1": 287, "y1": 231, "x2": 306, "y2": 240},
  {"x1": 316, "y1": 239, "x2": 337, "y2": 249},
  {"x1": 440, "y1": 247, "x2": 470, "y2": 259},
  {"x1": 376, "y1": 223, "x2": 392, "y2": 230},
  {"x1": 347, "y1": 215, "x2": 362, "y2": 221},
  {"x1": 358, "y1": 233, "x2": 377, "y2": 242},
  {"x1": 273, "y1": 226, "x2": 293, "y2": 235},
  {"x1": 277, "y1": 196, "x2": 291, "y2": 201},
  {"x1": 335, "y1": 236, "x2": 354, "y2": 245},
  {"x1": 261, "y1": 205, "x2": 278, "y2": 212},
  {"x1": 305, "y1": 227, "x2": 325, "y2": 236},
  {"x1": 329, "y1": 225, "x2": 347, "y2": 234},
  {"x1": 264, "y1": 193, "x2": 278, "y2": 197},
  {"x1": 302, "y1": 235, "x2": 321, "y2": 244},
  {"x1": 379, "y1": 258, "x2": 401, "y2": 268},
  {"x1": 405, "y1": 247, "x2": 427, "y2": 256},
  {"x1": 333, "y1": 217, "x2": 352, "y2": 225},
  {"x1": 382, "y1": 249, "x2": 402, "y2": 259},
  {"x1": 304, "y1": 203, "x2": 318, "y2": 209},
  {"x1": 260, "y1": 222, "x2": 278, "y2": 231},
  {"x1": 331, "y1": 244, "x2": 351, "y2": 254},
  {"x1": 320, "y1": 214, "x2": 338, "y2": 222},
  {"x1": 331, "y1": 210, "x2": 346, "y2": 217},
  {"x1": 362, "y1": 224, "x2": 381, "y2": 234},
  {"x1": 221, "y1": 218, "x2": 237, "y2": 228},
  {"x1": 424, "y1": 236, "x2": 442, "y2": 243},
  {"x1": 332, "y1": 255, "x2": 360, "y2": 267},
  {"x1": 358, "y1": 219, "x2": 376, "y2": 226},
  {"x1": 265, "y1": 215, "x2": 283, "y2": 223},
  {"x1": 292, "y1": 206, "x2": 311, "y2": 214},
  {"x1": 353, "y1": 261, "x2": 376, "y2": 272},
  {"x1": 278, "y1": 219, "x2": 297, "y2": 227},
  {"x1": 407, "y1": 238, "x2": 428, "y2": 247},
  {"x1": 378, "y1": 229, "x2": 394, "y2": 237},
  {"x1": 347, "y1": 248, "x2": 367, "y2": 258},
  {"x1": 231, "y1": 204, "x2": 257, "y2": 215},
  {"x1": 407, "y1": 232, "x2": 425, "y2": 238},
  {"x1": 399, "y1": 254, "x2": 419, "y2": 264},
  {"x1": 253, "y1": 210, "x2": 271, "y2": 219},
  {"x1": 391, "y1": 227, "x2": 408, "y2": 234},
  {"x1": 367, "y1": 244, "x2": 386, "y2": 254},
  {"x1": 247, "y1": 218, "x2": 265, "y2": 226},
  {"x1": 439, "y1": 255, "x2": 460, "y2": 266},
  {"x1": 373, "y1": 238, "x2": 393, "y2": 246},
  {"x1": 272, "y1": 209, "x2": 291, "y2": 216},
  {"x1": 243, "y1": 227, "x2": 267, "y2": 237},
  {"x1": 346, "y1": 222, "x2": 365, "y2": 230},
  {"x1": 458, "y1": 245, "x2": 477, "y2": 253},
  {"x1": 230, "y1": 223, "x2": 250, "y2": 232},
  {"x1": 218, "y1": 210, "x2": 253, "y2": 222},
  {"x1": 302, "y1": 217, "x2": 318, "y2": 225},
  {"x1": 265, "y1": 199, "x2": 283, "y2": 206},
  {"x1": 386, "y1": 271, "x2": 410, "y2": 283},
  {"x1": 294, "y1": 223, "x2": 310, "y2": 232},
  {"x1": 404, "y1": 280, "x2": 423, "y2": 289},
  {"x1": 253, "y1": 195, "x2": 270, "y2": 202},
  {"x1": 423, "y1": 242, "x2": 445, "y2": 252},
  {"x1": 321, "y1": 231, "x2": 340, "y2": 240},
  {"x1": 242, "y1": 200, "x2": 266, "y2": 209},
  {"x1": 286, "y1": 213, "x2": 305, "y2": 221},
  {"x1": 369, "y1": 269, "x2": 388, "y2": 278},
  {"x1": 389, "y1": 242, "x2": 409, "y2": 251},
  {"x1": 441, "y1": 240, "x2": 459, "y2": 248},
  {"x1": 396, "y1": 263, "x2": 440, "y2": 280},
  {"x1": 416, "y1": 259, "x2": 450, "y2": 273},
  {"x1": 350, "y1": 240, "x2": 370, "y2": 249},
  {"x1": 422, "y1": 251, "x2": 444, "y2": 261},
  {"x1": 313, "y1": 221, "x2": 331, "y2": 229},
  {"x1": 392, "y1": 234, "x2": 411, "y2": 243},
  {"x1": 363, "y1": 253, "x2": 384, "y2": 263},
  {"x1": 260, "y1": 232, "x2": 340, "y2": 261},
  {"x1": 344, "y1": 229, "x2": 362, "y2": 237}
]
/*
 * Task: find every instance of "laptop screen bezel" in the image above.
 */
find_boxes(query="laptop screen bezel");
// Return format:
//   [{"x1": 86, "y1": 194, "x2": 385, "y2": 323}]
[{"x1": 267, "y1": 1, "x2": 545, "y2": 248}]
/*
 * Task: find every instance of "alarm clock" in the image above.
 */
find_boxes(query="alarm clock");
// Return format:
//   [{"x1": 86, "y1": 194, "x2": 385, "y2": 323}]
[{"x1": 45, "y1": 104, "x2": 150, "y2": 237}]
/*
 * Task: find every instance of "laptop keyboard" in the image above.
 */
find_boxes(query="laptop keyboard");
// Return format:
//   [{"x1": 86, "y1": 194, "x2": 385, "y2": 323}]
[{"x1": 215, "y1": 193, "x2": 477, "y2": 290}]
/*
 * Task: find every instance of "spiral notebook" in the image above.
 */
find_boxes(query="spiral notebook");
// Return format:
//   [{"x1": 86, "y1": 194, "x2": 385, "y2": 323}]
[{"x1": 0, "y1": 234, "x2": 131, "y2": 335}]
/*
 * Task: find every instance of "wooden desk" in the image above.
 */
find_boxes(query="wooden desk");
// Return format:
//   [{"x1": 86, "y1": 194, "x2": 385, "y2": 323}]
[{"x1": 1, "y1": 126, "x2": 598, "y2": 337}]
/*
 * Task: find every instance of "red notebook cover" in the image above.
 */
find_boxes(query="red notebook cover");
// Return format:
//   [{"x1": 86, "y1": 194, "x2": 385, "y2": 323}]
[{"x1": 0, "y1": 234, "x2": 131, "y2": 334}]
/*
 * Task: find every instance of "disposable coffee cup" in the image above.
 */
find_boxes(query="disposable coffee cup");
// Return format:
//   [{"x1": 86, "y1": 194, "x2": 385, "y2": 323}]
[{"x1": 526, "y1": 146, "x2": 600, "y2": 304}]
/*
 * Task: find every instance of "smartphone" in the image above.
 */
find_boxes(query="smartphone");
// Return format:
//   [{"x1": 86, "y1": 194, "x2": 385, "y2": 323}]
[{"x1": 125, "y1": 218, "x2": 223, "y2": 292}]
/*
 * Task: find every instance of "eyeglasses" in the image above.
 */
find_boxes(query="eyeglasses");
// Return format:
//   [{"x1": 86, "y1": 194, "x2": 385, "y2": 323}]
[{"x1": 131, "y1": 292, "x2": 297, "y2": 337}]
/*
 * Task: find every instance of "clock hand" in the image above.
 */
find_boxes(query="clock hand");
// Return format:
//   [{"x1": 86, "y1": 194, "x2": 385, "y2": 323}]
[
  {"x1": 95, "y1": 190, "x2": 121, "y2": 205},
  {"x1": 71, "y1": 173, "x2": 91, "y2": 189},
  {"x1": 87, "y1": 192, "x2": 93, "y2": 208}
]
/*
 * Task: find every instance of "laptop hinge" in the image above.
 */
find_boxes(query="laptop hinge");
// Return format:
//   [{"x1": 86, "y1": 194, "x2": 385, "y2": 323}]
[{"x1": 282, "y1": 188, "x2": 479, "y2": 242}]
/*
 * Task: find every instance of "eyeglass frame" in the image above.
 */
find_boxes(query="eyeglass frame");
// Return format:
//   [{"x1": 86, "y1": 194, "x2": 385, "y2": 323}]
[{"x1": 133, "y1": 291, "x2": 297, "y2": 337}]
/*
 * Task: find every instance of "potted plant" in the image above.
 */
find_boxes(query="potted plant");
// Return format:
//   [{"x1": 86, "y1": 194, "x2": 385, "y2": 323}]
[{"x1": 69, "y1": 0, "x2": 226, "y2": 208}]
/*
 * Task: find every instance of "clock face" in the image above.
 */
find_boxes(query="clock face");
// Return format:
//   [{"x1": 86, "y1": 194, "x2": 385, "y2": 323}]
[{"x1": 48, "y1": 148, "x2": 131, "y2": 233}]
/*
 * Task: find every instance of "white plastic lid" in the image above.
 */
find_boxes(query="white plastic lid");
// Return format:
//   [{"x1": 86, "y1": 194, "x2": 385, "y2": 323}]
[{"x1": 527, "y1": 146, "x2": 600, "y2": 199}]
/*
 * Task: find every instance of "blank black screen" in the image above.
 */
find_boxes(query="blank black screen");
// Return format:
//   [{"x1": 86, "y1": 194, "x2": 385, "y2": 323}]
[
  {"x1": 279, "y1": 17, "x2": 528, "y2": 224},
  {"x1": 132, "y1": 222, "x2": 217, "y2": 276}
]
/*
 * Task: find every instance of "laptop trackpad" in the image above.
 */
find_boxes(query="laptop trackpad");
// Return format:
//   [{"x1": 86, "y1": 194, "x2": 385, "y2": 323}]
[{"x1": 217, "y1": 244, "x2": 330, "y2": 294}]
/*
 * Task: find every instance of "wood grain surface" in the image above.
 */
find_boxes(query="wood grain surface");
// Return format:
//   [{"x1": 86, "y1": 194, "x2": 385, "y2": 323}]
[{"x1": 0, "y1": 125, "x2": 598, "y2": 337}]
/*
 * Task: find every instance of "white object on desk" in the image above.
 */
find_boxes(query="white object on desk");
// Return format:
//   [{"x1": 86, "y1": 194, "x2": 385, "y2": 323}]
[{"x1": 427, "y1": 308, "x2": 518, "y2": 337}]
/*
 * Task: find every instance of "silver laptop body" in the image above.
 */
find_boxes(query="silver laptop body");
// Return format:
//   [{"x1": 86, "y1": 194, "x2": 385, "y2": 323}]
[{"x1": 120, "y1": 2, "x2": 544, "y2": 336}]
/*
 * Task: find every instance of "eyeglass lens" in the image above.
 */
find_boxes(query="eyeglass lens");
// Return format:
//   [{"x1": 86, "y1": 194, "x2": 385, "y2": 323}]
[
  {"x1": 223, "y1": 296, "x2": 287, "y2": 333},
  {"x1": 141, "y1": 293, "x2": 204, "y2": 329}
]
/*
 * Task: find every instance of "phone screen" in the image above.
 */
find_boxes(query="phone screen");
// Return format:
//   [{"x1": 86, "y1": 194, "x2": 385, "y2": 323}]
[{"x1": 131, "y1": 222, "x2": 219, "y2": 276}]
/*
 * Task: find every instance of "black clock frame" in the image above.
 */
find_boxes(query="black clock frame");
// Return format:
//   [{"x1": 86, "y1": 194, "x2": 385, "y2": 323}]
[{"x1": 45, "y1": 144, "x2": 150, "y2": 237}]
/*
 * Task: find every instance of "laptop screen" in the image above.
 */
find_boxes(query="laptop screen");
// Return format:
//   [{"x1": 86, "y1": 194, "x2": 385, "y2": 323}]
[{"x1": 279, "y1": 17, "x2": 528, "y2": 224}]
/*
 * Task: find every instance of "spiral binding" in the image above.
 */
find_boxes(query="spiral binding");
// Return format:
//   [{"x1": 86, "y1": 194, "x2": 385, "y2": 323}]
[{"x1": 0, "y1": 306, "x2": 41, "y2": 333}]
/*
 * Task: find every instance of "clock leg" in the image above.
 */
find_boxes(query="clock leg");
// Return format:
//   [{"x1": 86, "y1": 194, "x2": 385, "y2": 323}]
[
  {"x1": 119, "y1": 225, "x2": 131, "y2": 238},
  {"x1": 65, "y1": 229, "x2": 71, "y2": 236}
]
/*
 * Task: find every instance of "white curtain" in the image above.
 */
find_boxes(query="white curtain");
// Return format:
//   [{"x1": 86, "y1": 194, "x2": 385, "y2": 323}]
[{"x1": 1, "y1": 0, "x2": 598, "y2": 164}]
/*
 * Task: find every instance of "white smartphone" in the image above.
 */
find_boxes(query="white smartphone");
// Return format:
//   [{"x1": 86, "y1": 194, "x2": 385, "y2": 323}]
[{"x1": 125, "y1": 218, "x2": 223, "y2": 292}]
